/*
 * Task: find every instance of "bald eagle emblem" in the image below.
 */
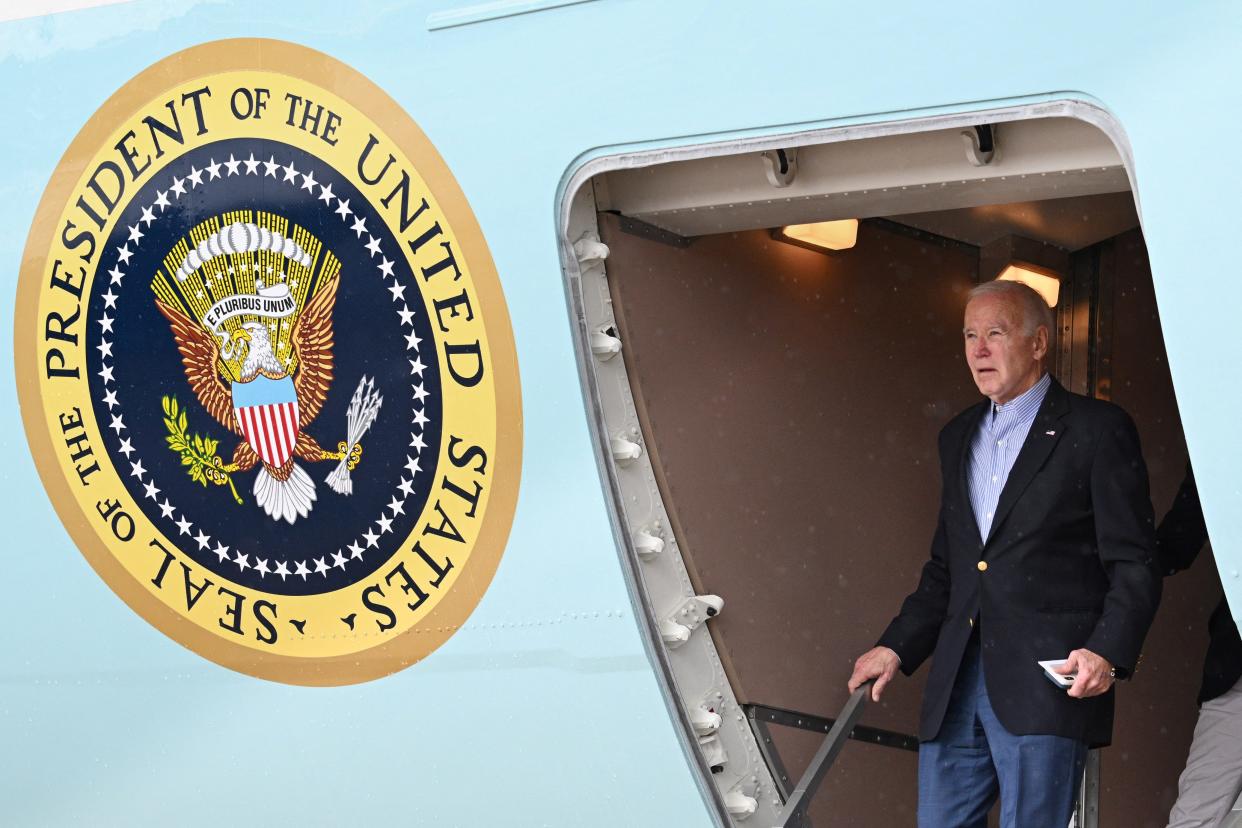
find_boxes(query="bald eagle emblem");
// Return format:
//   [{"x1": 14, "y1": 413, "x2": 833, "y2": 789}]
[{"x1": 153, "y1": 218, "x2": 382, "y2": 524}]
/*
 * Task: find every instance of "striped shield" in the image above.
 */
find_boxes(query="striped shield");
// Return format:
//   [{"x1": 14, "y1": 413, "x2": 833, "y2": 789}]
[{"x1": 232, "y1": 376, "x2": 300, "y2": 467}]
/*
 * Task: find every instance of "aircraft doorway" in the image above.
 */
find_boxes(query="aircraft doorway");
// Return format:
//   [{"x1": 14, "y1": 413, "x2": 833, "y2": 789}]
[{"x1": 563, "y1": 109, "x2": 1225, "y2": 826}]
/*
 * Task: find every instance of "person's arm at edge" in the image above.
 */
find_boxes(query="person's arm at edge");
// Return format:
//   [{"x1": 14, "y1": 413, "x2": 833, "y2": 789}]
[{"x1": 1157, "y1": 462, "x2": 1207, "y2": 576}]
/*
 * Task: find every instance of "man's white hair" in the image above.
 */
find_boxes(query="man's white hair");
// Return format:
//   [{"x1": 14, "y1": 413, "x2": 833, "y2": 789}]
[{"x1": 967, "y1": 279, "x2": 1054, "y2": 337}]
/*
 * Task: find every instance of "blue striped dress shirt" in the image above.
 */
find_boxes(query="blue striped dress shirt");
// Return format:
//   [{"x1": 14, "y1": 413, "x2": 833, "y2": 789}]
[{"x1": 968, "y1": 372, "x2": 1051, "y2": 542}]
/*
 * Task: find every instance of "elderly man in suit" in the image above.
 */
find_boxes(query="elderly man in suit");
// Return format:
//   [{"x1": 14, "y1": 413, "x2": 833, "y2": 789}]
[{"x1": 848, "y1": 279, "x2": 1162, "y2": 828}]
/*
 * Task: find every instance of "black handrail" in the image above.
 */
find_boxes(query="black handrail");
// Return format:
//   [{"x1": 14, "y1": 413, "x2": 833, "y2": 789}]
[{"x1": 748, "y1": 703, "x2": 919, "y2": 753}]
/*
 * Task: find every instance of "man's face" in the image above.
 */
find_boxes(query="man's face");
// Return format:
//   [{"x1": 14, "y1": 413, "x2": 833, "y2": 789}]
[{"x1": 963, "y1": 294, "x2": 1047, "y2": 404}]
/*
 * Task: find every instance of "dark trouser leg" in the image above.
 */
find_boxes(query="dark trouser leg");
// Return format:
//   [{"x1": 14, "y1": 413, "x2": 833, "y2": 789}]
[
  {"x1": 976, "y1": 656, "x2": 1087, "y2": 828},
  {"x1": 918, "y1": 640, "x2": 999, "y2": 828}
]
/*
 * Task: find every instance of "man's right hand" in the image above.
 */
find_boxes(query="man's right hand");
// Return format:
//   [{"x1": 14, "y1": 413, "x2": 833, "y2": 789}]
[{"x1": 848, "y1": 646, "x2": 901, "y2": 702}]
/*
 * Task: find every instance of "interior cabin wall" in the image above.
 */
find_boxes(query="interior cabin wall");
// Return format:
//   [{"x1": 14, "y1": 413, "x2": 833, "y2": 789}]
[{"x1": 598, "y1": 213, "x2": 981, "y2": 824}]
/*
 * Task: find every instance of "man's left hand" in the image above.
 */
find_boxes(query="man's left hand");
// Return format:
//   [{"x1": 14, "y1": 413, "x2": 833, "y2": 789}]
[{"x1": 1055, "y1": 648, "x2": 1115, "y2": 698}]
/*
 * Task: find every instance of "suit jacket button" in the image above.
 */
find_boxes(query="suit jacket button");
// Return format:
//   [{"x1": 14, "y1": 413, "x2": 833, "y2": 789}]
[{"x1": 977, "y1": 561, "x2": 988, "y2": 572}]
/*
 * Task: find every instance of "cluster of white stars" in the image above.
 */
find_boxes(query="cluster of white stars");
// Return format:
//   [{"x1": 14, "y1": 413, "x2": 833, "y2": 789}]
[{"x1": 94, "y1": 149, "x2": 437, "y2": 586}]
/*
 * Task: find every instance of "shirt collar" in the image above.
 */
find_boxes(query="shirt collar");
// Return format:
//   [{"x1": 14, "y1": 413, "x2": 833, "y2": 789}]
[{"x1": 992, "y1": 372, "x2": 1051, "y2": 419}]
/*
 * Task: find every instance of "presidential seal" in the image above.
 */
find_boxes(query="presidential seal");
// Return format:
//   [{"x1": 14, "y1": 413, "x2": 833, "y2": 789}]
[{"x1": 16, "y1": 40, "x2": 521, "y2": 685}]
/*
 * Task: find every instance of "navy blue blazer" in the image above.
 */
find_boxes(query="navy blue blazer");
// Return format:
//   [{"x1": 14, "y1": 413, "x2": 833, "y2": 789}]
[{"x1": 878, "y1": 378, "x2": 1162, "y2": 747}]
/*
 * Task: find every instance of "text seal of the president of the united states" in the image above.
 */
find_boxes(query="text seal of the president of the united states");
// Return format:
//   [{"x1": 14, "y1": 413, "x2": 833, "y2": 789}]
[{"x1": 16, "y1": 39, "x2": 522, "y2": 685}]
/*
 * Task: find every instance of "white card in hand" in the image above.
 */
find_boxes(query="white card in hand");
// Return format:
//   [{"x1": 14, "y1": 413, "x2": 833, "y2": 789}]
[{"x1": 1039, "y1": 659, "x2": 1077, "y2": 689}]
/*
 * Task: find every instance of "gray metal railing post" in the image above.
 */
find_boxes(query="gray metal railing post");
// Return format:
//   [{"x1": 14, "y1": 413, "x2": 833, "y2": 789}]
[
  {"x1": 772, "y1": 682, "x2": 871, "y2": 828},
  {"x1": 1073, "y1": 748, "x2": 1100, "y2": 828}
]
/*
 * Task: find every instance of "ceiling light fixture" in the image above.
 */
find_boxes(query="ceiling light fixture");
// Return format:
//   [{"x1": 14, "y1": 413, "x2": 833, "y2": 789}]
[
  {"x1": 774, "y1": 219, "x2": 859, "y2": 253},
  {"x1": 981, "y1": 235, "x2": 1068, "y2": 309},
  {"x1": 996, "y1": 263, "x2": 1061, "y2": 307}
]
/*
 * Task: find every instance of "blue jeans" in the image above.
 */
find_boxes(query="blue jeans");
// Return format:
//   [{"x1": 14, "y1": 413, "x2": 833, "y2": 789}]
[{"x1": 918, "y1": 636, "x2": 1087, "y2": 828}]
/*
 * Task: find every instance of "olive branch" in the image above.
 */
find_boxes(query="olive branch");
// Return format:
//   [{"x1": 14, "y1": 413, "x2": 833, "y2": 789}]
[{"x1": 162, "y1": 395, "x2": 242, "y2": 505}]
